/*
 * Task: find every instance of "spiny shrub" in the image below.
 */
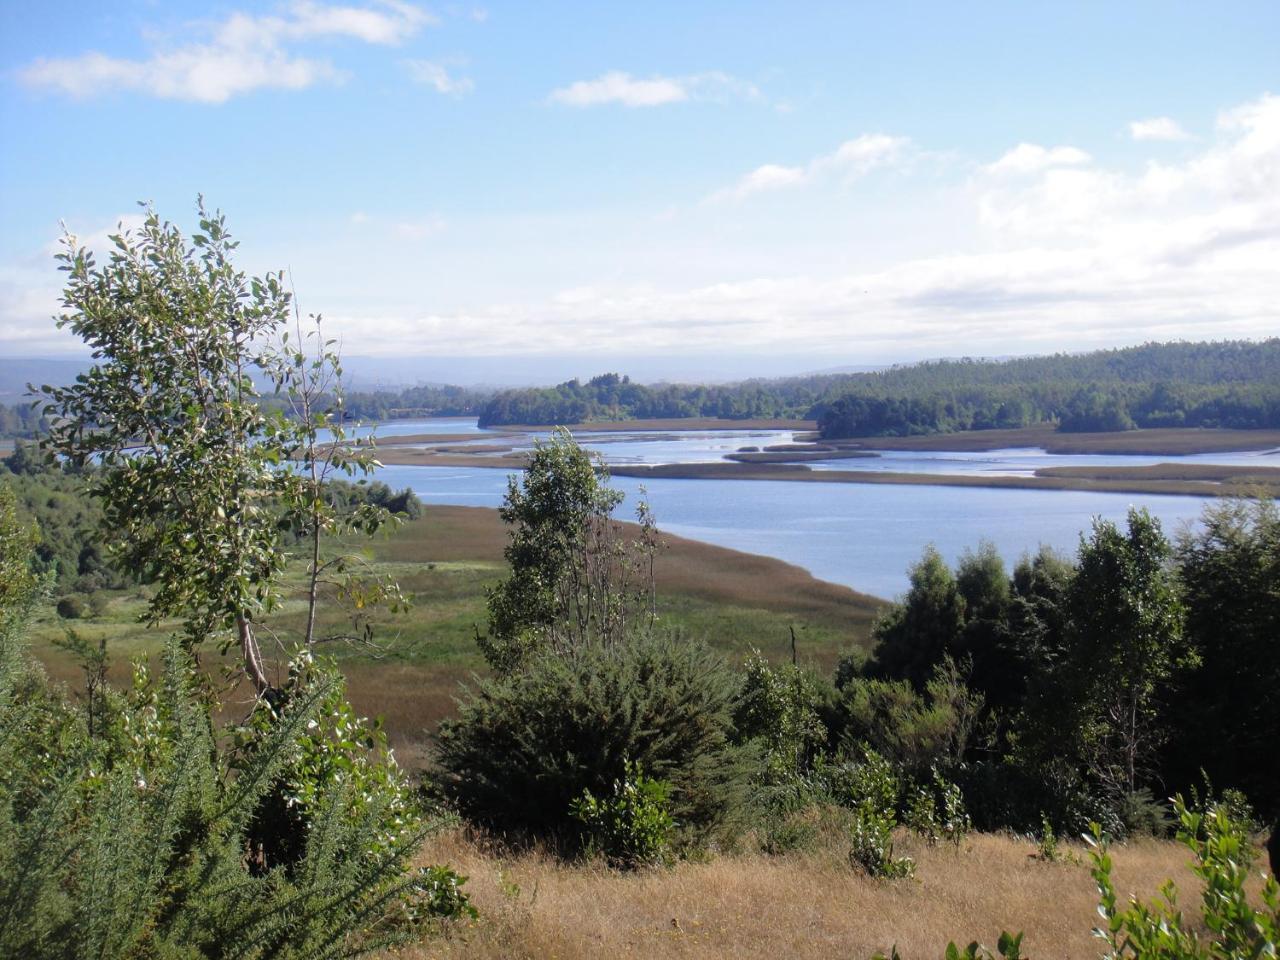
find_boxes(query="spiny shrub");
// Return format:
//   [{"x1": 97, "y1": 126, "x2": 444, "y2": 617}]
[
  {"x1": 571, "y1": 759, "x2": 675, "y2": 868},
  {"x1": 0, "y1": 629, "x2": 438, "y2": 960},
  {"x1": 434, "y1": 634, "x2": 751, "y2": 851}
]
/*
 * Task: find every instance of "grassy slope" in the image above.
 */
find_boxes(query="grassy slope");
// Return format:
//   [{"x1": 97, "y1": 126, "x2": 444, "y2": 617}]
[
  {"x1": 399, "y1": 827, "x2": 1213, "y2": 960},
  {"x1": 28, "y1": 505, "x2": 882, "y2": 766}
]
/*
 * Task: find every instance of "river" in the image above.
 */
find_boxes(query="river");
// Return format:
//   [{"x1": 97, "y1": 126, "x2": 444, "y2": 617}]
[{"x1": 350, "y1": 419, "x2": 1279, "y2": 599}]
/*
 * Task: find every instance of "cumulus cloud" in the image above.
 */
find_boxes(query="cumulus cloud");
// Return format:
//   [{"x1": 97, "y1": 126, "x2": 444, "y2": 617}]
[
  {"x1": 707, "y1": 133, "x2": 908, "y2": 202},
  {"x1": 548, "y1": 70, "x2": 759, "y2": 108},
  {"x1": 5, "y1": 95, "x2": 1278, "y2": 361},
  {"x1": 327, "y1": 94, "x2": 1277, "y2": 357},
  {"x1": 405, "y1": 58, "x2": 473, "y2": 95},
  {"x1": 1129, "y1": 116, "x2": 1191, "y2": 141},
  {"x1": 19, "y1": 1, "x2": 433, "y2": 103},
  {"x1": 984, "y1": 143, "x2": 1092, "y2": 175}
]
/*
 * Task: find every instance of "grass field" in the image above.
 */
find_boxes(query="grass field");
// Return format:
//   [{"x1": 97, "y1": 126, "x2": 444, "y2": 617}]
[
  {"x1": 395, "y1": 824, "x2": 1235, "y2": 959},
  {"x1": 27, "y1": 504, "x2": 882, "y2": 767}
]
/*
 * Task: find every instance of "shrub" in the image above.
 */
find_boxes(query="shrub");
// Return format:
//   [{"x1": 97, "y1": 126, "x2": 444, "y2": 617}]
[
  {"x1": 402, "y1": 865, "x2": 479, "y2": 926},
  {"x1": 434, "y1": 634, "x2": 750, "y2": 851},
  {"x1": 906, "y1": 769, "x2": 971, "y2": 848},
  {"x1": 735, "y1": 651, "x2": 829, "y2": 783},
  {"x1": 54, "y1": 594, "x2": 87, "y2": 619},
  {"x1": 0, "y1": 634, "x2": 437, "y2": 960},
  {"x1": 849, "y1": 807, "x2": 915, "y2": 879},
  {"x1": 571, "y1": 759, "x2": 675, "y2": 867},
  {"x1": 1089, "y1": 797, "x2": 1279, "y2": 957}
]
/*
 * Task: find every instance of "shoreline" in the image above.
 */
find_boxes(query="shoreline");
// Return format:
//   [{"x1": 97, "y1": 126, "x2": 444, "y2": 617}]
[{"x1": 608, "y1": 461, "x2": 1280, "y2": 498}]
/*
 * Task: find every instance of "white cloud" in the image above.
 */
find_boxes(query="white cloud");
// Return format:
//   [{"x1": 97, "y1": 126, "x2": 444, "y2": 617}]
[
  {"x1": 405, "y1": 58, "x2": 473, "y2": 95},
  {"x1": 707, "y1": 133, "x2": 908, "y2": 202},
  {"x1": 548, "y1": 70, "x2": 759, "y2": 108},
  {"x1": 6, "y1": 95, "x2": 1278, "y2": 361},
  {"x1": 1129, "y1": 116, "x2": 1191, "y2": 141},
  {"x1": 984, "y1": 143, "x2": 1092, "y2": 175},
  {"x1": 323, "y1": 95, "x2": 1278, "y2": 357},
  {"x1": 19, "y1": 1, "x2": 433, "y2": 103}
]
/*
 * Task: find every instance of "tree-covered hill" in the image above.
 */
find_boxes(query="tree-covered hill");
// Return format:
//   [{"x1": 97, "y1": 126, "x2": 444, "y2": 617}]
[{"x1": 473, "y1": 340, "x2": 1280, "y2": 436}]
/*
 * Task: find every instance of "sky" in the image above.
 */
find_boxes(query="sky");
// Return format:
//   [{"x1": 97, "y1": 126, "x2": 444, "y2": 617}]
[{"x1": 1, "y1": 1, "x2": 1278, "y2": 382}]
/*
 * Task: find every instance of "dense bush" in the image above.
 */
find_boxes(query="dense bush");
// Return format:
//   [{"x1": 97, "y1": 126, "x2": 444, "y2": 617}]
[
  {"x1": 0, "y1": 630, "x2": 437, "y2": 960},
  {"x1": 570, "y1": 760, "x2": 676, "y2": 867},
  {"x1": 434, "y1": 634, "x2": 751, "y2": 850}
]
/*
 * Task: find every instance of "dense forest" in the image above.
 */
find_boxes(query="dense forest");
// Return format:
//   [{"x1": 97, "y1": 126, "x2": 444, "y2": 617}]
[{"x1": 474, "y1": 340, "x2": 1280, "y2": 436}]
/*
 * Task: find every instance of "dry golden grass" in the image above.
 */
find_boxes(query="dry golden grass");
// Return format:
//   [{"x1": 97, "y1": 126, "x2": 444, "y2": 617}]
[{"x1": 395, "y1": 827, "x2": 1205, "y2": 959}]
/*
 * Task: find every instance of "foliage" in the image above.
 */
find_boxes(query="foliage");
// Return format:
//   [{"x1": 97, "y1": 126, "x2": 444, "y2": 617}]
[
  {"x1": 435, "y1": 634, "x2": 749, "y2": 850},
  {"x1": 480, "y1": 427, "x2": 658, "y2": 674},
  {"x1": 1069, "y1": 509, "x2": 1186, "y2": 807},
  {"x1": 402, "y1": 865, "x2": 479, "y2": 925},
  {"x1": 1088, "y1": 798, "x2": 1280, "y2": 958},
  {"x1": 1172, "y1": 499, "x2": 1280, "y2": 820},
  {"x1": 816, "y1": 338, "x2": 1280, "y2": 439},
  {"x1": 229, "y1": 652, "x2": 421, "y2": 872},
  {"x1": 906, "y1": 769, "x2": 971, "y2": 847},
  {"x1": 735, "y1": 651, "x2": 829, "y2": 783},
  {"x1": 37, "y1": 200, "x2": 403, "y2": 694},
  {"x1": 473, "y1": 341, "x2": 1280, "y2": 434},
  {"x1": 867, "y1": 546, "x2": 965, "y2": 689},
  {"x1": 570, "y1": 759, "x2": 676, "y2": 868},
  {"x1": 872, "y1": 937, "x2": 1025, "y2": 960},
  {"x1": 848, "y1": 806, "x2": 915, "y2": 879},
  {"x1": 0, "y1": 627, "x2": 434, "y2": 960},
  {"x1": 837, "y1": 657, "x2": 984, "y2": 777},
  {"x1": 1, "y1": 454, "x2": 130, "y2": 596}
]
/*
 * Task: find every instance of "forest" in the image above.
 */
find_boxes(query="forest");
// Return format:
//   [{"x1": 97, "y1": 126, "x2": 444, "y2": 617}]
[{"x1": 474, "y1": 340, "x2": 1280, "y2": 435}]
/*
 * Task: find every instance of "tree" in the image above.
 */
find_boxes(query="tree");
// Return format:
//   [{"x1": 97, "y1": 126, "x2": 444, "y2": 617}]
[
  {"x1": 868, "y1": 545, "x2": 965, "y2": 689},
  {"x1": 38, "y1": 200, "x2": 399, "y2": 697},
  {"x1": 1067, "y1": 508, "x2": 1185, "y2": 803},
  {"x1": 1172, "y1": 498, "x2": 1280, "y2": 818},
  {"x1": 479, "y1": 427, "x2": 657, "y2": 673}
]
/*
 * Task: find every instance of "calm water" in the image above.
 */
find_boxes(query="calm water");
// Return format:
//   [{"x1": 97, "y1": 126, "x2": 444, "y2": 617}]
[{"x1": 351, "y1": 420, "x2": 1277, "y2": 599}]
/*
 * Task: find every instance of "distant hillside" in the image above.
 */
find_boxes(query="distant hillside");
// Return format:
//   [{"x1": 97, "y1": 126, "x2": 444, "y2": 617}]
[
  {"x1": 475, "y1": 340, "x2": 1280, "y2": 434},
  {"x1": 0, "y1": 358, "x2": 88, "y2": 401},
  {"x1": 815, "y1": 339, "x2": 1280, "y2": 438}
]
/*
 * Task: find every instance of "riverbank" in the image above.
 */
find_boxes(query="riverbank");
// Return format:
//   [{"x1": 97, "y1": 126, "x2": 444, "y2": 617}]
[
  {"x1": 825, "y1": 424, "x2": 1280, "y2": 455},
  {"x1": 608, "y1": 461, "x2": 1280, "y2": 498}
]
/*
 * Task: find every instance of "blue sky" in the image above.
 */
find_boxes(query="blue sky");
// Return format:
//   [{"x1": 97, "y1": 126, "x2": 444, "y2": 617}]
[{"x1": 2, "y1": 1, "x2": 1278, "y2": 378}]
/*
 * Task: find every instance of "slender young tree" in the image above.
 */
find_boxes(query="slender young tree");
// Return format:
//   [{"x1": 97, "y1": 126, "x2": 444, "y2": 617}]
[
  {"x1": 39, "y1": 200, "x2": 399, "y2": 697},
  {"x1": 480, "y1": 427, "x2": 659, "y2": 673}
]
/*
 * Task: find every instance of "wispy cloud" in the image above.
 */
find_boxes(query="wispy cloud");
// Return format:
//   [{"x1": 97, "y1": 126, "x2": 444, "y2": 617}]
[
  {"x1": 19, "y1": 1, "x2": 434, "y2": 103},
  {"x1": 984, "y1": 143, "x2": 1091, "y2": 175},
  {"x1": 1129, "y1": 116, "x2": 1192, "y2": 142},
  {"x1": 707, "y1": 133, "x2": 908, "y2": 202},
  {"x1": 548, "y1": 70, "x2": 759, "y2": 108},
  {"x1": 405, "y1": 58, "x2": 473, "y2": 95}
]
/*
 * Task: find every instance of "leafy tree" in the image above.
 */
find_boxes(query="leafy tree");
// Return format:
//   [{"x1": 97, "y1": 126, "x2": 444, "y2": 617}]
[
  {"x1": 867, "y1": 545, "x2": 965, "y2": 689},
  {"x1": 1172, "y1": 498, "x2": 1280, "y2": 818},
  {"x1": 480, "y1": 427, "x2": 657, "y2": 674},
  {"x1": 38, "y1": 200, "x2": 400, "y2": 695},
  {"x1": 1068, "y1": 509, "x2": 1185, "y2": 805}
]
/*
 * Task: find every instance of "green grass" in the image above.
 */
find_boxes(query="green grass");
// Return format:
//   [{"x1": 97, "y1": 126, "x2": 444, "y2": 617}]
[{"x1": 27, "y1": 505, "x2": 882, "y2": 766}]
